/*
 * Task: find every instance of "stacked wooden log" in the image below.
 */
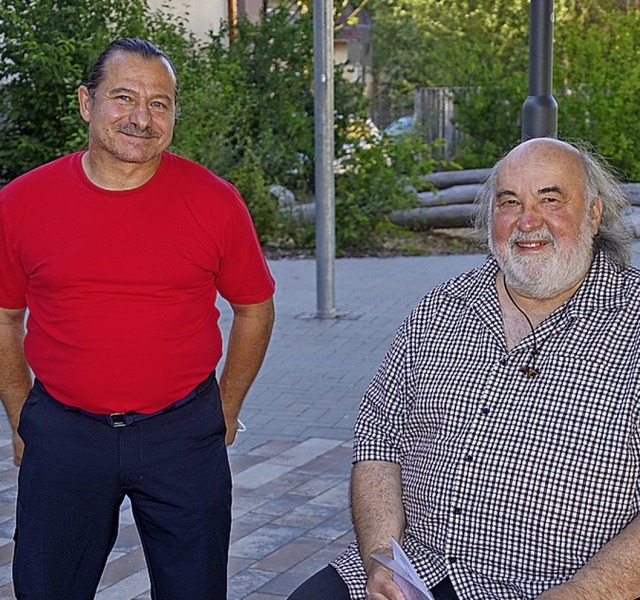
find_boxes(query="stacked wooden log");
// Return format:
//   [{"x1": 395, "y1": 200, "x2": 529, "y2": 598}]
[
  {"x1": 391, "y1": 172, "x2": 640, "y2": 233},
  {"x1": 274, "y1": 171, "x2": 640, "y2": 236},
  {"x1": 390, "y1": 169, "x2": 490, "y2": 230}
]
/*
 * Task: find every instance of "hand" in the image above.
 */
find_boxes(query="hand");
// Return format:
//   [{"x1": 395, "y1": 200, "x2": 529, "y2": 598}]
[
  {"x1": 365, "y1": 564, "x2": 406, "y2": 600},
  {"x1": 12, "y1": 429, "x2": 24, "y2": 466},
  {"x1": 224, "y1": 416, "x2": 240, "y2": 446}
]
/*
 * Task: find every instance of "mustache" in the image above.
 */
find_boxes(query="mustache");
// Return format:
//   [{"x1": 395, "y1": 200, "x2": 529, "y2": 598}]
[
  {"x1": 509, "y1": 229, "x2": 555, "y2": 245},
  {"x1": 116, "y1": 124, "x2": 161, "y2": 139}
]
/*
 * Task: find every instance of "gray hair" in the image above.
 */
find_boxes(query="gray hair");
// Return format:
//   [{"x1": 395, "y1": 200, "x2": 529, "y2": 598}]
[{"x1": 474, "y1": 140, "x2": 633, "y2": 268}]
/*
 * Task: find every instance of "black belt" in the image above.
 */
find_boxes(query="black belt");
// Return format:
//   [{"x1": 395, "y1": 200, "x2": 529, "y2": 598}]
[{"x1": 63, "y1": 373, "x2": 214, "y2": 428}]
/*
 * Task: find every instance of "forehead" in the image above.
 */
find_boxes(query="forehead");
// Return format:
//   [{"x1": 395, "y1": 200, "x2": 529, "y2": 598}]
[
  {"x1": 100, "y1": 51, "x2": 177, "y2": 97},
  {"x1": 496, "y1": 141, "x2": 586, "y2": 196}
]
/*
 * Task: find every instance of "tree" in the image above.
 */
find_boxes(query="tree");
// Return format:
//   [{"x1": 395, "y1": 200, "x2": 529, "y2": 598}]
[
  {"x1": 368, "y1": 0, "x2": 640, "y2": 176},
  {"x1": 1, "y1": 0, "x2": 434, "y2": 253},
  {"x1": 554, "y1": 5, "x2": 640, "y2": 179},
  {"x1": 0, "y1": 0, "x2": 195, "y2": 180}
]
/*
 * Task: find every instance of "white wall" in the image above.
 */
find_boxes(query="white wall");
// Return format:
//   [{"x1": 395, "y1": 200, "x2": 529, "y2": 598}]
[{"x1": 147, "y1": 0, "x2": 227, "y2": 39}]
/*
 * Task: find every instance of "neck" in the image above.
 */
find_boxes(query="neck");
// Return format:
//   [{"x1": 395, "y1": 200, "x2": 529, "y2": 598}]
[
  {"x1": 497, "y1": 271, "x2": 582, "y2": 351},
  {"x1": 500, "y1": 271, "x2": 585, "y2": 324},
  {"x1": 82, "y1": 150, "x2": 162, "y2": 191}
]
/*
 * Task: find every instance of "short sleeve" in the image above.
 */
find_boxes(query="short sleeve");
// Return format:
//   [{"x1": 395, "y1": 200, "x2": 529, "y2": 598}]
[
  {"x1": 352, "y1": 320, "x2": 412, "y2": 464},
  {"x1": 215, "y1": 186, "x2": 275, "y2": 304},
  {"x1": 0, "y1": 199, "x2": 28, "y2": 309}
]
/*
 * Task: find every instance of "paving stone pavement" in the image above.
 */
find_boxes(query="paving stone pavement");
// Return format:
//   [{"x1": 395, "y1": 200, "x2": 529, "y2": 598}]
[{"x1": 2, "y1": 248, "x2": 640, "y2": 599}]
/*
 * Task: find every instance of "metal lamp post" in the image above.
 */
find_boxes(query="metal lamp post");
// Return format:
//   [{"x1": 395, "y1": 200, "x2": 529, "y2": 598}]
[
  {"x1": 521, "y1": 0, "x2": 557, "y2": 139},
  {"x1": 313, "y1": 0, "x2": 338, "y2": 318}
]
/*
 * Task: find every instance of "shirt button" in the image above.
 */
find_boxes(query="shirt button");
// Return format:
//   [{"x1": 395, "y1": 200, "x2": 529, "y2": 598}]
[
  {"x1": 465, "y1": 454, "x2": 473, "y2": 462},
  {"x1": 453, "y1": 506, "x2": 462, "y2": 515},
  {"x1": 500, "y1": 357, "x2": 508, "y2": 366},
  {"x1": 482, "y1": 407, "x2": 490, "y2": 415},
  {"x1": 449, "y1": 556, "x2": 457, "y2": 564}
]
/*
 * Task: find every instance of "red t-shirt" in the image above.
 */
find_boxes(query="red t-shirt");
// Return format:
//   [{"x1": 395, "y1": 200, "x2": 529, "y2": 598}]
[{"x1": 0, "y1": 151, "x2": 275, "y2": 413}]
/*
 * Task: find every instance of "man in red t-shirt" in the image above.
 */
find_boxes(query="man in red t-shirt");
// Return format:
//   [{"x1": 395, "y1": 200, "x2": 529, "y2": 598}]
[{"x1": 0, "y1": 38, "x2": 275, "y2": 599}]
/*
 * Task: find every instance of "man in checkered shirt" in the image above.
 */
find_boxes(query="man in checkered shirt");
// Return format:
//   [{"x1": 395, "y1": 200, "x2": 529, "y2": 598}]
[{"x1": 289, "y1": 138, "x2": 640, "y2": 600}]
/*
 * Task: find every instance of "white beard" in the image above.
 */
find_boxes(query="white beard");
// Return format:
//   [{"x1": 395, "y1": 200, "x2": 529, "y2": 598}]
[{"x1": 489, "y1": 213, "x2": 595, "y2": 299}]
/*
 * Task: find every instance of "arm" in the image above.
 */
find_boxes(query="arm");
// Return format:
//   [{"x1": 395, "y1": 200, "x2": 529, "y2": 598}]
[
  {"x1": 351, "y1": 459, "x2": 407, "y2": 600},
  {"x1": 536, "y1": 513, "x2": 640, "y2": 599},
  {"x1": 218, "y1": 297, "x2": 274, "y2": 445},
  {"x1": 0, "y1": 308, "x2": 32, "y2": 465}
]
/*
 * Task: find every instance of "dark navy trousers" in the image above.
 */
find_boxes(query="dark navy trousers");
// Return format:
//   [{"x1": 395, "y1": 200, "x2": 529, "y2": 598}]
[
  {"x1": 287, "y1": 565, "x2": 459, "y2": 600},
  {"x1": 13, "y1": 373, "x2": 231, "y2": 600}
]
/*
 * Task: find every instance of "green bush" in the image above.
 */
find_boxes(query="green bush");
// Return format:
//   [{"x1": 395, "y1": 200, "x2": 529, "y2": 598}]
[
  {"x1": 370, "y1": 1, "x2": 640, "y2": 178},
  {"x1": 0, "y1": 0, "x2": 197, "y2": 180},
  {"x1": 0, "y1": 0, "x2": 438, "y2": 254},
  {"x1": 555, "y1": 7, "x2": 640, "y2": 180},
  {"x1": 332, "y1": 124, "x2": 444, "y2": 254},
  {"x1": 171, "y1": 8, "x2": 322, "y2": 202},
  {"x1": 226, "y1": 148, "x2": 281, "y2": 241}
]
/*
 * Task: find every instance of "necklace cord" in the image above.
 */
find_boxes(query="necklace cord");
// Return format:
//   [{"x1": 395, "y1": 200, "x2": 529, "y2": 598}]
[{"x1": 502, "y1": 277, "x2": 540, "y2": 377}]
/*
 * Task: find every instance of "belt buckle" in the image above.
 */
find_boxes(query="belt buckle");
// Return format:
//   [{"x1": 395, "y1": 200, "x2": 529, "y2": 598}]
[{"x1": 108, "y1": 413, "x2": 127, "y2": 427}]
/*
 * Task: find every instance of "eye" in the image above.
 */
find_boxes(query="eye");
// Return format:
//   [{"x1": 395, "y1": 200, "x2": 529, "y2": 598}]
[
  {"x1": 151, "y1": 100, "x2": 167, "y2": 110},
  {"x1": 496, "y1": 196, "x2": 519, "y2": 210},
  {"x1": 540, "y1": 196, "x2": 563, "y2": 209},
  {"x1": 116, "y1": 95, "x2": 132, "y2": 103}
]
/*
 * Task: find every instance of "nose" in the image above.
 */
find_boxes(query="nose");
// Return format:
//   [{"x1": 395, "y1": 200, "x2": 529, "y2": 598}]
[
  {"x1": 129, "y1": 102, "x2": 152, "y2": 130},
  {"x1": 516, "y1": 202, "x2": 543, "y2": 232}
]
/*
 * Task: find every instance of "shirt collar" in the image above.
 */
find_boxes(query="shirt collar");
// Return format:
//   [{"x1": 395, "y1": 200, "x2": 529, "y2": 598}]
[{"x1": 564, "y1": 251, "x2": 628, "y2": 317}]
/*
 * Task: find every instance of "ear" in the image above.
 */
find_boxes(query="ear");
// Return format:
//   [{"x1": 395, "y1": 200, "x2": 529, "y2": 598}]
[
  {"x1": 590, "y1": 197, "x2": 603, "y2": 236},
  {"x1": 78, "y1": 85, "x2": 92, "y2": 124}
]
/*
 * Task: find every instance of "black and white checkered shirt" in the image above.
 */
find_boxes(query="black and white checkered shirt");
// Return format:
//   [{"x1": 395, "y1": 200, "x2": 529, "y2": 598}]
[{"x1": 332, "y1": 252, "x2": 640, "y2": 599}]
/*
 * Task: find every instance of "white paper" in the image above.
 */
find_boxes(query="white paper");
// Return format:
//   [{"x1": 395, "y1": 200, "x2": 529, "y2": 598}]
[{"x1": 371, "y1": 538, "x2": 435, "y2": 600}]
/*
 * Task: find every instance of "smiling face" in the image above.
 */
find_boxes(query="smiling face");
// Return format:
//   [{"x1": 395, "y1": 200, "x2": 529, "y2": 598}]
[
  {"x1": 78, "y1": 50, "x2": 177, "y2": 168},
  {"x1": 488, "y1": 139, "x2": 603, "y2": 299}
]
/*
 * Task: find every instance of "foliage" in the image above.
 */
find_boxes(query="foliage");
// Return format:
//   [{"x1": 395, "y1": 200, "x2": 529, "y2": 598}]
[
  {"x1": 170, "y1": 3, "x2": 400, "y2": 253},
  {"x1": 0, "y1": 0, "x2": 196, "y2": 180},
  {"x1": 370, "y1": 1, "x2": 528, "y2": 90},
  {"x1": 332, "y1": 122, "x2": 445, "y2": 253},
  {"x1": 172, "y1": 7, "x2": 328, "y2": 201},
  {"x1": 226, "y1": 147, "x2": 281, "y2": 240},
  {"x1": 554, "y1": 6, "x2": 640, "y2": 180},
  {"x1": 369, "y1": 0, "x2": 640, "y2": 176},
  {"x1": 0, "y1": 0, "x2": 439, "y2": 254},
  {"x1": 369, "y1": 0, "x2": 531, "y2": 166}
]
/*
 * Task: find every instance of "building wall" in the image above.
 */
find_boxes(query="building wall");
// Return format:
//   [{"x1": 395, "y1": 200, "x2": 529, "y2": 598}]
[
  {"x1": 147, "y1": 0, "x2": 228, "y2": 39},
  {"x1": 237, "y1": 0, "x2": 265, "y2": 23},
  {"x1": 146, "y1": 0, "x2": 273, "y2": 38}
]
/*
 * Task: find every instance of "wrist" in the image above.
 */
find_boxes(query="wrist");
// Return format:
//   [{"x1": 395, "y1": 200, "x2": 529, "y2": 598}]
[
  {"x1": 364, "y1": 545, "x2": 393, "y2": 575},
  {"x1": 537, "y1": 580, "x2": 591, "y2": 600}
]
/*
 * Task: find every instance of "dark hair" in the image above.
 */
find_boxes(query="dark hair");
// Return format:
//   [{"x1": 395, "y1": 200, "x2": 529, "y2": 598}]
[
  {"x1": 474, "y1": 138, "x2": 633, "y2": 268},
  {"x1": 85, "y1": 38, "x2": 179, "y2": 103}
]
